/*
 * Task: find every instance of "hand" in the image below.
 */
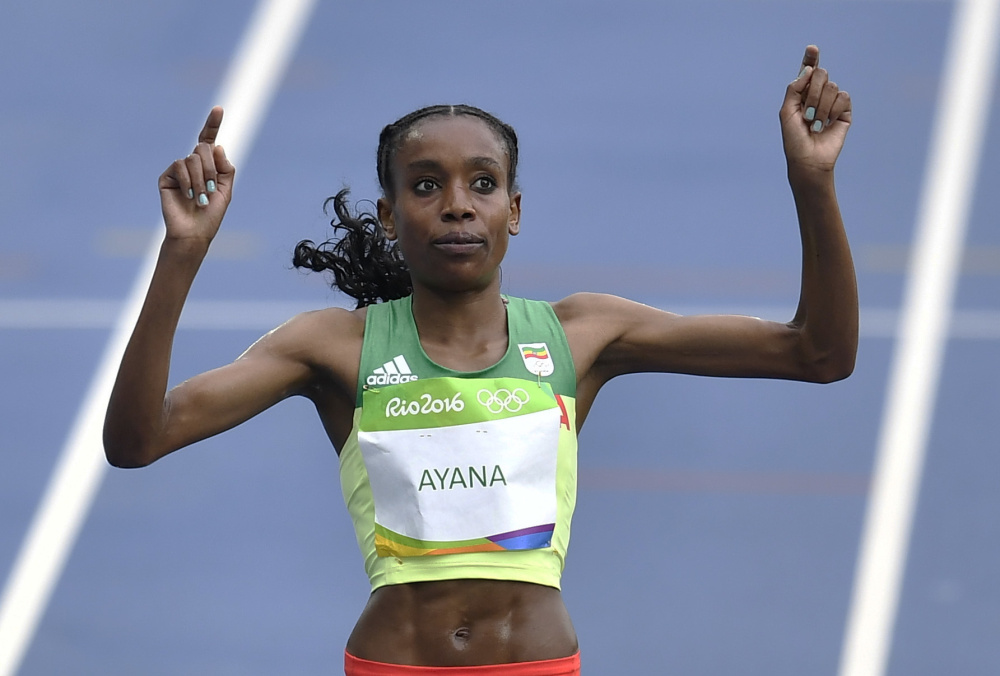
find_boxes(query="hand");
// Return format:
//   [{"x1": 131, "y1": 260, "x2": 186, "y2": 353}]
[
  {"x1": 780, "y1": 46, "x2": 852, "y2": 176},
  {"x1": 157, "y1": 106, "x2": 235, "y2": 243}
]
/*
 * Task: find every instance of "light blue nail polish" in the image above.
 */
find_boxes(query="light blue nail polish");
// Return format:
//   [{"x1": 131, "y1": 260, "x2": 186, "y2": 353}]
[
  {"x1": 197, "y1": 193, "x2": 209, "y2": 206},
  {"x1": 187, "y1": 188, "x2": 194, "y2": 199},
  {"x1": 798, "y1": 65, "x2": 808, "y2": 78},
  {"x1": 812, "y1": 120, "x2": 824, "y2": 133},
  {"x1": 805, "y1": 107, "x2": 816, "y2": 121},
  {"x1": 206, "y1": 180, "x2": 216, "y2": 193}
]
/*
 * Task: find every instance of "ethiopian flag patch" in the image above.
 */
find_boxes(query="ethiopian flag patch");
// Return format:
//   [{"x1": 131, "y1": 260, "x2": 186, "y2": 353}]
[{"x1": 518, "y1": 342, "x2": 554, "y2": 376}]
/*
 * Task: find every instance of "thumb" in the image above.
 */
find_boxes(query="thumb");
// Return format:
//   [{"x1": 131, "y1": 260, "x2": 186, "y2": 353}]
[{"x1": 784, "y1": 66, "x2": 812, "y2": 107}]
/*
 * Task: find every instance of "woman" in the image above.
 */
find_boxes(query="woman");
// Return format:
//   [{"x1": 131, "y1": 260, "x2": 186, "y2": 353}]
[{"x1": 104, "y1": 45, "x2": 856, "y2": 674}]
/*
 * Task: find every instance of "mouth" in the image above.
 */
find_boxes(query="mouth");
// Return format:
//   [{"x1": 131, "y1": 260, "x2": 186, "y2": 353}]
[
  {"x1": 434, "y1": 232, "x2": 485, "y2": 245},
  {"x1": 432, "y1": 231, "x2": 485, "y2": 254}
]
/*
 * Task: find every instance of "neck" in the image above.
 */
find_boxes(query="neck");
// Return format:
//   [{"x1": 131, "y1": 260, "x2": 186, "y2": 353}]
[{"x1": 409, "y1": 278, "x2": 507, "y2": 347}]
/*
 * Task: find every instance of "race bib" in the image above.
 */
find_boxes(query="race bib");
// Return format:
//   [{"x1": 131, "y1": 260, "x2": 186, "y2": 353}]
[{"x1": 358, "y1": 377, "x2": 560, "y2": 557}]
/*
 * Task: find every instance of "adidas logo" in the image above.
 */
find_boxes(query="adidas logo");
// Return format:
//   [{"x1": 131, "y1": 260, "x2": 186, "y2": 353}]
[{"x1": 367, "y1": 355, "x2": 419, "y2": 386}]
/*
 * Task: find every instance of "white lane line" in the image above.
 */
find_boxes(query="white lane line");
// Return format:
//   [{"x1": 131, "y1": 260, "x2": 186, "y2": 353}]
[
  {"x1": 0, "y1": 1, "x2": 317, "y2": 674},
  {"x1": 838, "y1": 2, "x2": 1000, "y2": 676},
  {"x1": 6, "y1": 300, "x2": 1000, "y2": 339}
]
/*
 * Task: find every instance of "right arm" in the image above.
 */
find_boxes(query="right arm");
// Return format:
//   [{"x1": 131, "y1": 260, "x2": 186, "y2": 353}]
[{"x1": 104, "y1": 108, "x2": 319, "y2": 467}]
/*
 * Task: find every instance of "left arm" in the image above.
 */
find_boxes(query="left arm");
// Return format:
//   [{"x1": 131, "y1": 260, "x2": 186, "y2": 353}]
[
  {"x1": 558, "y1": 46, "x2": 857, "y2": 405},
  {"x1": 782, "y1": 45, "x2": 858, "y2": 381}
]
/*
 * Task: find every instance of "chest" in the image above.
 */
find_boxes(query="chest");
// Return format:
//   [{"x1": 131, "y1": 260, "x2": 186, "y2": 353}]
[{"x1": 419, "y1": 334, "x2": 510, "y2": 373}]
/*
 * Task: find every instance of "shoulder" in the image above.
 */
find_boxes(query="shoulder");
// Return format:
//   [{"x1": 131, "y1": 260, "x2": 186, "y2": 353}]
[
  {"x1": 550, "y1": 293, "x2": 689, "y2": 378},
  {"x1": 243, "y1": 305, "x2": 368, "y2": 401},
  {"x1": 247, "y1": 305, "x2": 367, "y2": 365},
  {"x1": 551, "y1": 292, "x2": 667, "y2": 332},
  {"x1": 266, "y1": 304, "x2": 365, "y2": 340},
  {"x1": 551, "y1": 292, "x2": 620, "y2": 320},
  {"x1": 548, "y1": 293, "x2": 652, "y2": 383}
]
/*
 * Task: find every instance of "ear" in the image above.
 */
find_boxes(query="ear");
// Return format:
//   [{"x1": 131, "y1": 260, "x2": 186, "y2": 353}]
[
  {"x1": 507, "y1": 192, "x2": 521, "y2": 236},
  {"x1": 377, "y1": 197, "x2": 397, "y2": 241}
]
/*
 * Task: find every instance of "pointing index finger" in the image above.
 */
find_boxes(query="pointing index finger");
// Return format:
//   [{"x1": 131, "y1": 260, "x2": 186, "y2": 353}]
[
  {"x1": 798, "y1": 45, "x2": 820, "y2": 77},
  {"x1": 198, "y1": 106, "x2": 224, "y2": 145}
]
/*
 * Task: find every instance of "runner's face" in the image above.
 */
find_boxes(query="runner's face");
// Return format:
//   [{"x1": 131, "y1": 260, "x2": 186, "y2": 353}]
[{"x1": 378, "y1": 116, "x2": 521, "y2": 293}]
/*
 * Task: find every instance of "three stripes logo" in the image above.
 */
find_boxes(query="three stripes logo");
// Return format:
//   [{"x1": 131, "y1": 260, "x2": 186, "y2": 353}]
[{"x1": 367, "y1": 355, "x2": 419, "y2": 386}]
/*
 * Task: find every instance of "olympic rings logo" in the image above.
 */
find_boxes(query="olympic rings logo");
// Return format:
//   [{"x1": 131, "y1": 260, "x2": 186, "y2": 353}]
[{"x1": 477, "y1": 388, "x2": 530, "y2": 414}]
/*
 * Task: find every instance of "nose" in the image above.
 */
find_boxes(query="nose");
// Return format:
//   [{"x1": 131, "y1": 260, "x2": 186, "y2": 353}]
[{"x1": 441, "y1": 183, "x2": 475, "y2": 222}]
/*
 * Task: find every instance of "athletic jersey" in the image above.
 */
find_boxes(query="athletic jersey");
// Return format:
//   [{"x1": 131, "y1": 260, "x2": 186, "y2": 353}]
[{"x1": 338, "y1": 295, "x2": 578, "y2": 591}]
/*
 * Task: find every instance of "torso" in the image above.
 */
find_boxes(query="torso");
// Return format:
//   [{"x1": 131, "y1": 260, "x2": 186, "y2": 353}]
[{"x1": 295, "y1": 293, "x2": 607, "y2": 665}]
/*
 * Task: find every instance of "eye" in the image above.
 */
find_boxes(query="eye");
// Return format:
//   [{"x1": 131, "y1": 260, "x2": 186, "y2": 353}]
[
  {"x1": 472, "y1": 176, "x2": 497, "y2": 191},
  {"x1": 414, "y1": 179, "x2": 438, "y2": 193}
]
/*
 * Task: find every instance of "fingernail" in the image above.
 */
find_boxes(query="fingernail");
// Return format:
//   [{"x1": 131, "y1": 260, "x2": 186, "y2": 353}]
[
  {"x1": 197, "y1": 193, "x2": 209, "y2": 206},
  {"x1": 187, "y1": 188, "x2": 194, "y2": 199},
  {"x1": 206, "y1": 180, "x2": 216, "y2": 193},
  {"x1": 804, "y1": 107, "x2": 816, "y2": 121},
  {"x1": 812, "y1": 120, "x2": 824, "y2": 133},
  {"x1": 798, "y1": 65, "x2": 808, "y2": 78}
]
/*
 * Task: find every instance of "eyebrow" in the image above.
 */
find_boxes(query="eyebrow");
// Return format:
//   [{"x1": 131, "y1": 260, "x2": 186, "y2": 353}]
[
  {"x1": 466, "y1": 156, "x2": 504, "y2": 172},
  {"x1": 405, "y1": 156, "x2": 504, "y2": 173}
]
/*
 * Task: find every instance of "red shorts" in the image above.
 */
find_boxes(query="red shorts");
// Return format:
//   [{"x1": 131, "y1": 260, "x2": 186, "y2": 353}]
[{"x1": 344, "y1": 651, "x2": 581, "y2": 675}]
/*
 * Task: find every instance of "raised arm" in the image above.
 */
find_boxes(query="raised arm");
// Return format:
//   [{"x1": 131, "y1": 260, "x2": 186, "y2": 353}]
[
  {"x1": 104, "y1": 108, "x2": 321, "y2": 467},
  {"x1": 560, "y1": 46, "x2": 858, "y2": 407},
  {"x1": 781, "y1": 45, "x2": 857, "y2": 371}
]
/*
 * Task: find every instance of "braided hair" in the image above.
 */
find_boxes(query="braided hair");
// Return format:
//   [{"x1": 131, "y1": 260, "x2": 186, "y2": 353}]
[{"x1": 293, "y1": 105, "x2": 519, "y2": 308}]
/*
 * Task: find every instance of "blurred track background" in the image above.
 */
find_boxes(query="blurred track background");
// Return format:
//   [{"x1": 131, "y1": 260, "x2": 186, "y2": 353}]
[{"x1": 1, "y1": 1, "x2": 998, "y2": 673}]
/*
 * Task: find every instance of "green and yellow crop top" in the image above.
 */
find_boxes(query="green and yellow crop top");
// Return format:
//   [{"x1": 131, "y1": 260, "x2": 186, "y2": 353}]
[{"x1": 337, "y1": 295, "x2": 578, "y2": 592}]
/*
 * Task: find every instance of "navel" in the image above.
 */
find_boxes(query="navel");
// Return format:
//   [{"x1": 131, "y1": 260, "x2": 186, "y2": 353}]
[{"x1": 452, "y1": 626, "x2": 472, "y2": 645}]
